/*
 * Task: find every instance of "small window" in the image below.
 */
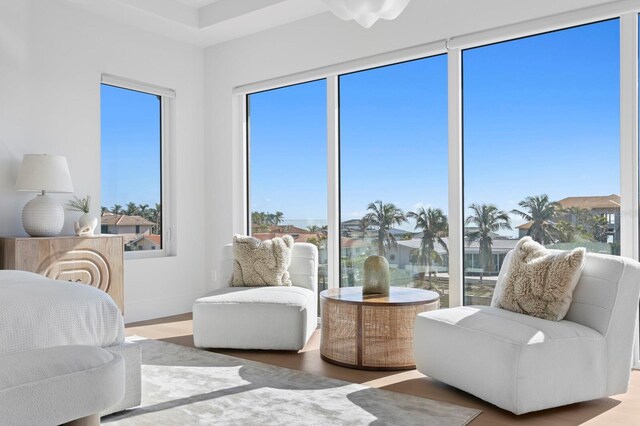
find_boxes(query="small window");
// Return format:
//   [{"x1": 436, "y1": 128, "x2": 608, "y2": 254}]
[{"x1": 101, "y1": 76, "x2": 172, "y2": 257}]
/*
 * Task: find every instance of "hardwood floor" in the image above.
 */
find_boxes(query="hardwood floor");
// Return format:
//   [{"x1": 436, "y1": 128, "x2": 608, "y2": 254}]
[{"x1": 126, "y1": 313, "x2": 640, "y2": 425}]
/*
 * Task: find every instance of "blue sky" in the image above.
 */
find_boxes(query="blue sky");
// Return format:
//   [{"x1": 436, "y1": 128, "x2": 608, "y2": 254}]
[
  {"x1": 340, "y1": 54, "x2": 448, "y2": 228},
  {"x1": 100, "y1": 19, "x2": 620, "y2": 235},
  {"x1": 249, "y1": 19, "x2": 619, "y2": 235},
  {"x1": 464, "y1": 19, "x2": 619, "y2": 235},
  {"x1": 101, "y1": 84, "x2": 161, "y2": 210},
  {"x1": 249, "y1": 81, "x2": 328, "y2": 226}
]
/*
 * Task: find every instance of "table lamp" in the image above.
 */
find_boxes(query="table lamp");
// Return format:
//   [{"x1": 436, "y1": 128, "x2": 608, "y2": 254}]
[{"x1": 15, "y1": 154, "x2": 74, "y2": 237}]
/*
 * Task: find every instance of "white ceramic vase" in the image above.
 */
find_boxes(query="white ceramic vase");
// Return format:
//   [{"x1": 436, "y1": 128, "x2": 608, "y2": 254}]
[{"x1": 74, "y1": 213, "x2": 98, "y2": 236}]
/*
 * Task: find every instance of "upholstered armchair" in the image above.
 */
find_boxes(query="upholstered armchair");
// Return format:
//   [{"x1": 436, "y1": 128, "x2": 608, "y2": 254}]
[
  {"x1": 413, "y1": 251, "x2": 640, "y2": 414},
  {"x1": 193, "y1": 243, "x2": 318, "y2": 350}
]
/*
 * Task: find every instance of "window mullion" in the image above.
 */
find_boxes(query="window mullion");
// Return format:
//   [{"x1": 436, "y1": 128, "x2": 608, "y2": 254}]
[
  {"x1": 327, "y1": 75, "x2": 340, "y2": 289},
  {"x1": 620, "y1": 13, "x2": 639, "y2": 262},
  {"x1": 620, "y1": 12, "x2": 640, "y2": 369},
  {"x1": 448, "y1": 48, "x2": 464, "y2": 308}
]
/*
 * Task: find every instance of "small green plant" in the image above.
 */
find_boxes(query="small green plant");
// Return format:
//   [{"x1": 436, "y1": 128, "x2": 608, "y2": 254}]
[{"x1": 66, "y1": 195, "x2": 91, "y2": 214}]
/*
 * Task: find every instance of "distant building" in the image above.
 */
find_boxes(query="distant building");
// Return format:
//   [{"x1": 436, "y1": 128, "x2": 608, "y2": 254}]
[
  {"x1": 516, "y1": 194, "x2": 620, "y2": 244},
  {"x1": 101, "y1": 213, "x2": 156, "y2": 249},
  {"x1": 127, "y1": 234, "x2": 161, "y2": 251},
  {"x1": 252, "y1": 226, "x2": 328, "y2": 265},
  {"x1": 395, "y1": 235, "x2": 517, "y2": 276},
  {"x1": 557, "y1": 194, "x2": 620, "y2": 243}
]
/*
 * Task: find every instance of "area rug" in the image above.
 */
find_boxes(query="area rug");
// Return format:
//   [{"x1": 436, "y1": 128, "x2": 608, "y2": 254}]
[{"x1": 103, "y1": 338, "x2": 480, "y2": 425}]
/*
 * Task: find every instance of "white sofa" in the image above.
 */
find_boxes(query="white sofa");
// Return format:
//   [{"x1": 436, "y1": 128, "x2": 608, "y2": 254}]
[
  {"x1": 193, "y1": 243, "x2": 318, "y2": 350},
  {"x1": 414, "y1": 251, "x2": 640, "y2": 414}
]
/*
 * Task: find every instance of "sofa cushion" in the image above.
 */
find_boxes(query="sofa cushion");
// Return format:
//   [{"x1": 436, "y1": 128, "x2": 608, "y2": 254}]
[
  {"x1": 414, "y1": 306, "x2": 606, "y2": 414},
  {"x1": 232, "y1": 235, "x2": 294, "y2": 287},
  {"x1": 496, "y1": 237, "x2": 585, "y2": 321}
]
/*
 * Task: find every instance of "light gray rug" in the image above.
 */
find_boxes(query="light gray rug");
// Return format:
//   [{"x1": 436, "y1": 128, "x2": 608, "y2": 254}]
[{"x1": 103, "y1": 338, "x2": 480, "y2": 425}]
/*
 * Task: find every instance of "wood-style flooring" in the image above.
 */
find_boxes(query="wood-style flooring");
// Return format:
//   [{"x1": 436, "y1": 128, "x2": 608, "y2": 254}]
[{"x1": 126, "y1": 313, "x2": 640, "y2": 425}]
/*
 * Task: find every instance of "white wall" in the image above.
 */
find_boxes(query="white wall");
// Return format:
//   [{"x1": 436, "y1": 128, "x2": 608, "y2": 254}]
[
  {"x1": 0, "y1": 0, "x2": 620, "y2": 322},
  {"x1": 202, "y1": 0, "x2": 614, "y2": 291},
  {"x1": 0, "y1": 0, "x2": 206, "y2": 323}
]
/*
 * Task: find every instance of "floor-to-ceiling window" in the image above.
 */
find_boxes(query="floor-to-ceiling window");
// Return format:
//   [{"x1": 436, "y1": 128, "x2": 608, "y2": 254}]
[
  {"x1": 462, "y1": 19, "x2": 620, "y2": 305},
  {"x1": 339, "y1": 55, "x2": 449, "y2": 306},
  {"x1": 247, "y1": 80, "x2": 328, "y2": 294}
]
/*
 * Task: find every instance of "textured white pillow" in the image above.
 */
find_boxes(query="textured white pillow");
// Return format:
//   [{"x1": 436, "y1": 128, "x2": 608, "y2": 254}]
[
  {"x1": 495, "y1": 237, "x2": 586, "y2": 321},
  {"x1": 231, "y1": 234, "x2": 294, "y2": 286}
]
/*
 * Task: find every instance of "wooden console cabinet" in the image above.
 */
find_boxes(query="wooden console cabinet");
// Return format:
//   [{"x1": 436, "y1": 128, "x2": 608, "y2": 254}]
[{"x1": 0, "y1": 235, "x2": 124, "y2": 313}]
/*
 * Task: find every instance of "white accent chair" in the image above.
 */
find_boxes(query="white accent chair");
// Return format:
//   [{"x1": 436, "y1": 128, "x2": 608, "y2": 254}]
[
  {"x1": 0, "y1": 345, "x2": 124, "y2": 426},
  {"x1": 413, "y1": 251, "x2": 640, "y2": 414},
  {"x1": 193, "y1": 243, "x2": 318, "y2": 350}
]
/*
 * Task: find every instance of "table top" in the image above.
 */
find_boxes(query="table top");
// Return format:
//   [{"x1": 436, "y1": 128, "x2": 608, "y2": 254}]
[{"x1": 320, "y1": 287, "x2": 439, "y2": 306}]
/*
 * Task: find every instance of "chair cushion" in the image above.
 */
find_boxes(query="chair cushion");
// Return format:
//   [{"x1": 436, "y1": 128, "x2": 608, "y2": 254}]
[
  {"x1": 0, "y1": 345, "x2": 125, "y2": 426},
  {"x1": 414, "y1": 306, "x2": 606, "y2": 414},
  {"x1": 193, "y1": 286, "x2": 317, "y2": 350},
  {"x1": 423, "y1": 305, "x2": 602, "y2": 343},
  {"x1": 194, "y1": 286, "x2": 313, "y2": 307}
]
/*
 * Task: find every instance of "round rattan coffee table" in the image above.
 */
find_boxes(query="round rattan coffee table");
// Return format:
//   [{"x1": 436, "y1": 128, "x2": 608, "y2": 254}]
[{"x1": 320, "y1": 287, "x2": 439, "y2": 370}]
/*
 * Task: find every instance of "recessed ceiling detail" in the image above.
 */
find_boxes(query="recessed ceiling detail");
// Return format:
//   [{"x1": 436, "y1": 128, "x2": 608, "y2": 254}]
[
  {"x1": 174, "y1": 0, "x2": 222, "y2": 8},
  {"x1": 63, "y1": 0, "x2": 332, "y2": 47}
]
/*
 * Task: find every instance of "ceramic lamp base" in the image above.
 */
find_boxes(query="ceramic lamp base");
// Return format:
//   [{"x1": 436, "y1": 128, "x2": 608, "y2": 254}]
[{"x1": 22, "y1": 194, "x2": 65, "y2": 237}]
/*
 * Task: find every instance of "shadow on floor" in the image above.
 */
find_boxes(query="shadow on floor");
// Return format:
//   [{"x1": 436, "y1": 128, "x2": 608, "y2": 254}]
[{"x1": 381, "y1": 377, "x2": 621, "y2": 426}]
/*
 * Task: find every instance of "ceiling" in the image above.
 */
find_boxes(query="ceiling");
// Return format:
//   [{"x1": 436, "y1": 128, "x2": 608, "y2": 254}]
[
  {"x1": 64, "y1": 0, "x2": 331, "y2": 47},
  {"x1": 174, "y1": 0, "x2": 222, "y2": 8}
]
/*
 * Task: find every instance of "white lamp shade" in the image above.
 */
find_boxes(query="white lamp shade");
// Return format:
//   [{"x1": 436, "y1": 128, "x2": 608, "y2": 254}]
[
  {"x1": 16, "y1": 154, "x2": 74, "y2": 193},
  {"x1": 322, "y1": 0, "x2": 411, "y2": 28}
]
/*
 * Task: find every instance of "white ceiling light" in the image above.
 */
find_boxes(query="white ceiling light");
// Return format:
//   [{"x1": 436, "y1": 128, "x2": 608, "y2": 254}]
[{"x1": 322, "y1": 0, "x2": 411, "y2": 28}]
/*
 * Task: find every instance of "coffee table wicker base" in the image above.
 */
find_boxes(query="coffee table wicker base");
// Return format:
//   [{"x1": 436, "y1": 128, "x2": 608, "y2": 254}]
[{"x1": 321, "y1": 295, "x2": 439, "y2": 370}]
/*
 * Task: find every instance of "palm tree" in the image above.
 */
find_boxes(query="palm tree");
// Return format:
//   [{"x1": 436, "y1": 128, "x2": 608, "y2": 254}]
[
  {"x1": 590, "y1": 215, "x2": 609, "y2": 243},
  {"x1": 307, "y1": 225, "x2": 321, "y2": 233},
  {"x1": 561, "y1": 206, "x2": 590, "y2": 227},
  {"x1": 125, "y1": 202, "x2": 139, "y2": 216},
  {"x1": 556, "y1": 220, "x2": 577, "y2": 243},
  {"x1": 465, "y1": 203, "x2": 511, "y2": 272},
  {"x1": 138, "y1": 204, "x2": 150, "y2": 219},
  {"x1": 101, "y1": 206, "x2": 109, "y2": 216},
  {"x1": 273, "y1": 211, "x2": 284, "y2": 225},
  {"x1": 407, "y1": 207, "x2": 448, "y2": 272},
  {"x1": 511, "y1": 194, "x2": 560, "y2": 245},
  {"x1": 251, "y1": 212, "x2": 264, "y2": 226},
  {"x1": 359, "y1": 216, "x2": 370, "y2": 240},
  {"x1": 363, "y1": 200, "x2": 407, "y2": 257},
  {"x1": 111, "y1": 204, "x2": 122, "y2": 214},
  {"x1": 153, "y1": 203, "x2": 162, "y2": 234}
]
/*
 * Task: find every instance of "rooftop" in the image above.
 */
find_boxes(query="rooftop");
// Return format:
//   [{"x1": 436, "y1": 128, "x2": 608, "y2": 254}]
[
  {"x1": 557, "y1": 194, "x2": 620, "y2": 210},
  {"x1": 101, "y1": 213, "x2": 155, "y2": 226}
]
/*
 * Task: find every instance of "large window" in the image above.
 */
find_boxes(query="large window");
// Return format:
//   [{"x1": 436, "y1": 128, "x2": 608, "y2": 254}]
[
  {"x1": 462, "y1": 20, "x2": 620, "y2": 305},
  {"x1": 247, "y1": 80, "x2": 328, "y2": 293},
  {"x1": 101, "y1": 83, "x2": 164, "y2": 253},
  {"x1": 339, "y1": 56, "x2": 449, "y2": 306}
]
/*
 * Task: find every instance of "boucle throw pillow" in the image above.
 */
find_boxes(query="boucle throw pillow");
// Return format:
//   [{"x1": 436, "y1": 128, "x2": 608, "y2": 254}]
[
  {"x1": 231, "y1": 234, "x2": 294, "y2": 286},
  {"x1": 497, "y1": 237, "x2": 586, "y2": 321}
]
